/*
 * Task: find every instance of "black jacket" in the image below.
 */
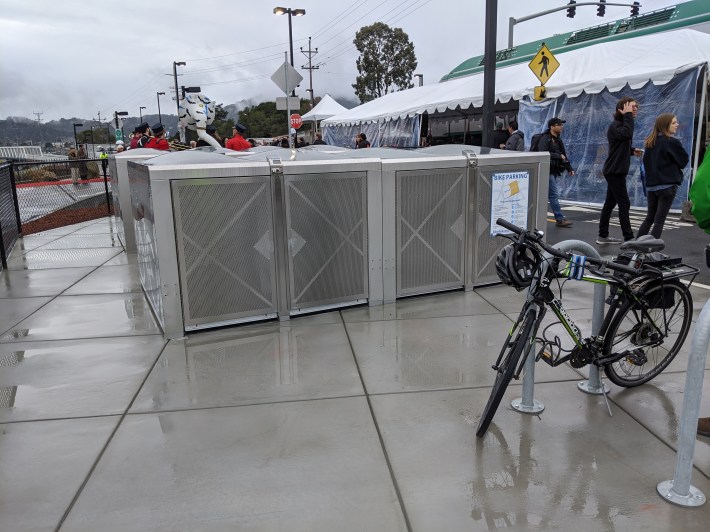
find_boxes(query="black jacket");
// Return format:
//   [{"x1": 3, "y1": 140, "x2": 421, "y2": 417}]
[
  {"x1": 537, "y1": 132, "x2": 573, "y2": 176},
  {"x1": 643, "y1": 135, "x2": 689, "y2": 188},
  {"x1": 603, "y1": 112, "x2": 635, "y2": 176}
]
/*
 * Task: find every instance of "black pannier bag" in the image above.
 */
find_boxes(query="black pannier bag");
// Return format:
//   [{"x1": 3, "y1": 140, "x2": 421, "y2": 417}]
[{"x1": 612, "y1": 251, "x2": 680, "y2": 309}]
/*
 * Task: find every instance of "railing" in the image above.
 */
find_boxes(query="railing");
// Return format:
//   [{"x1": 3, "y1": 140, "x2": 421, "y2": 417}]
[
  {"x1": 5, "y1": 159, "x2": 113, "y2": 242},
  {"x1": 0, "y1": 163, "x2": 21, "y2": 269}
]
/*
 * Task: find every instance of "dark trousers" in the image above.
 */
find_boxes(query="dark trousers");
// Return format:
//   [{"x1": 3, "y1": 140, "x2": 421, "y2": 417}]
[
  {"x1": 637, "y1": 186, "x2": 677, "y2": 239},
  {"x1": 599, "y1": 173, "x2": 634, "y2": 241}
]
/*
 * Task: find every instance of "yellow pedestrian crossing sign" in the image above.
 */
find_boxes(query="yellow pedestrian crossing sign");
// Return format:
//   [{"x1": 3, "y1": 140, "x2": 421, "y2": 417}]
[{"x1": 528, "y1": 43, "x2": 559, "y2": 85}]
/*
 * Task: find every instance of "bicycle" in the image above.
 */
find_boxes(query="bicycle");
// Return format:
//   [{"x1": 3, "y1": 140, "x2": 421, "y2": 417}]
[{"x1": 476, "y1": 218, "x2": 698, "y2": 437}]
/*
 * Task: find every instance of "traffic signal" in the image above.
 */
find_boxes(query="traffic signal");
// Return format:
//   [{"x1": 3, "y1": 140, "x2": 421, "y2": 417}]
[
  {"x1": 597, "y1": 0, "x2": 606, "y2": 17},
  {"x1": 566, "y1": 0, "x2": 576, "y2": 18},
  {"x1": 631, "y1": 1, "x2": 640, "y2": 16}
]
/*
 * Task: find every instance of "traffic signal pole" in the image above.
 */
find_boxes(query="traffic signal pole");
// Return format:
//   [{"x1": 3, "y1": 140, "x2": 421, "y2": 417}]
[{"x1": 507, "y1": 2, "x2": 642, "y2": 48}]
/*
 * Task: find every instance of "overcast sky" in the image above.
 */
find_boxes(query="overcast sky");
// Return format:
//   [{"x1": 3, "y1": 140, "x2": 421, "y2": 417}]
[{"x1": 0, "y1": 0, "x2": 683, "y2": 122}]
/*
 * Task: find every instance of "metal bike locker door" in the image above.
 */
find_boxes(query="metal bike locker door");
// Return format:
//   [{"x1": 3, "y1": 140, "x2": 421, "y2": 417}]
[
  {"x1": 110, "y1": 148, "x2": 161, "y2": 253},
  {"x1": 377, "y1": 150, "x2": 469, "y2": 301},
  {"x1": 170, "y1": 166, "x2": 278, "y2": 331},
  {"x1": 466, "y1": 151, "x2": 550, "y2": 287},
  {"x1": 275, "y1": 156, "x2": 382, "y2": 316}
]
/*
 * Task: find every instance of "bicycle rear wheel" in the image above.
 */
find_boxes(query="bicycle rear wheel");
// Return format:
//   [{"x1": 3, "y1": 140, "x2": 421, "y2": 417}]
[
  {"x1": 603, "y1": 282, "x2": 692, "y2": 387},
  {"x1": 476, "y1": 309, "x2": 537, "y2": 437}
]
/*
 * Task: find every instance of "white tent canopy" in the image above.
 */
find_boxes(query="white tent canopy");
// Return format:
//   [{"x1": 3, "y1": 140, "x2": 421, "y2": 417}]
[
  {"x1": 323, "y1": 29, "x2": 710, "y2": 126},
  {"x1": 302, "y1": 94, "x2": 349, "y2": 121}
]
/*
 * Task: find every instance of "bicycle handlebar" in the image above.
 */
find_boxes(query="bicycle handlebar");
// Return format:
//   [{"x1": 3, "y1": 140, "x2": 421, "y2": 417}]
[{"x1": 496, "y1": 218, "x2": 642, "y2": 277}]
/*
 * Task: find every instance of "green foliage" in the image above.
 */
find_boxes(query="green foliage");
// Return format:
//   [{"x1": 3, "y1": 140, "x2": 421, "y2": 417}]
[
  {"x1": 352, "y1": 22, "x2": 417, "y2": 104},
  {"x1": 238, "y1": 99, "x2": 313, "y2": 138}
]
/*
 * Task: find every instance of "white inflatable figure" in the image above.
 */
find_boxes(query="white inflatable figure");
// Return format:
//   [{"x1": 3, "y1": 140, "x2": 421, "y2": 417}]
[{"x1": 178, "y1": 93, "x2": 220, "y2": 148}]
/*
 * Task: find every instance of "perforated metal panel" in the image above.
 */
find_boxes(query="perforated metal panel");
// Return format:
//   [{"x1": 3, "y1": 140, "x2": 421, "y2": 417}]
[
  {"x1": 284, "y1": 172, "x2": 368, "y2": 309},
  {"x1": 471, "y1": 163, "x2": 540, "y2": 286},
  {"x1": 108, "y1": 157, "x2": 124, "y2": 249},
  {"x1": 396, "y1": 168, "x2": 466, "y2": 296},
  {"x1": 128, "y1": 162, "x2": 164, "y2": 327},
  {"x1": 172, "y1": 177, "x2": 277, "y2": 327}
]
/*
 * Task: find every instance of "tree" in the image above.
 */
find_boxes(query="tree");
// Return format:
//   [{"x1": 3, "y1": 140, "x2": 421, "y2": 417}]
[
  {"x1": 352, "y1": 22, "x2": 417, "y2": 104},
  {"x1": 239, "y1": 99, "x2": 312, "y2": 138}
]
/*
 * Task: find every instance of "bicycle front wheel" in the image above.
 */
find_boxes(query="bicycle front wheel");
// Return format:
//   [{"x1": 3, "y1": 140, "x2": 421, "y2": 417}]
[
  {"x1": 476, "y1": 309, "x2": 537, "y2": 437},
  {"x1": 603, "y1": 282, "x2": 692, "y2": 387}
]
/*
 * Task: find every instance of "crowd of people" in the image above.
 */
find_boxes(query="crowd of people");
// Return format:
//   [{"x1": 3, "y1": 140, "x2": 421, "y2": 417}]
[{"x1": 493, "y1": 96, "x2": 691, "y2": 243}]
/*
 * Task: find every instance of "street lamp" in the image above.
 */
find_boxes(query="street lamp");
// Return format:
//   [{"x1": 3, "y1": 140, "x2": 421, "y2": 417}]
[
  {"x1": 273, "y1": 7, "x2": 305, "y2": 96},
  {"x1": 173, "y1": 61, "x2": 186, "y2": 116},
  {"x1": 156, "y1": 92, "x2": 165, "y2": 123},
  {"x1": 89, "y1": 126, "x2": 96, "y2": 157},
  {"x1": 72, "y1": 122, "x2": 83, "y2": 148},
  {"x1": 139, "y1": 106, "x2": 146, "y2": 121}
]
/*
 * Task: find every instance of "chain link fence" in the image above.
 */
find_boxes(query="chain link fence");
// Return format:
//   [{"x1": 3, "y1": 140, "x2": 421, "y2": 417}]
[
  {"x1": 0, "y1": 163, "x2": 21, "y2": 268},
  {"x1": 12, "y1": 158, "x2": 113, "y2": 235}
]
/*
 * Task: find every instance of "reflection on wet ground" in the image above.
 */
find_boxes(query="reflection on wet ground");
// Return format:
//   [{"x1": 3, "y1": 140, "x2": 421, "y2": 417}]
[{"x1": 0, "y1": 217, "x2": 709, "y2": 531}]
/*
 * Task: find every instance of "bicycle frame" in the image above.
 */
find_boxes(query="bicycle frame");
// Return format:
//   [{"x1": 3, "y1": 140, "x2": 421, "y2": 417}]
[{"x1": 511, "y1": 253, "x2": 674, "y2": 374}]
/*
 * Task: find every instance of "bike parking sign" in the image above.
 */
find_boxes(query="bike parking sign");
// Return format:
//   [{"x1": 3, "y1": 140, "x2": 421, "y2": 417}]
[{"x1": 490, "y1": 170, "x2": 529, "y2": 236}]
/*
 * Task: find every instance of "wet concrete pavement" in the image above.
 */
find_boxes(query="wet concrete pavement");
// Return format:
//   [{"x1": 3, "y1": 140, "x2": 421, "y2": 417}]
[{"x1": 1, "y1": 216, "x2": 709, "y2": 531}]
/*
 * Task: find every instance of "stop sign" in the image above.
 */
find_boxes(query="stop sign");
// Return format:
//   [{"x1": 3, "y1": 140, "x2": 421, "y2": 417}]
[{"x1": 290, "y1": 113, "x2": 303, "y2": 129}]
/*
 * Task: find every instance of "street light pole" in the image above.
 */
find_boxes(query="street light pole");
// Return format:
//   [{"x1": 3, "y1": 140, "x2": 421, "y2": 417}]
[
  {"x1": 156, "y1": 92, "x2": 165, "y2": 123},
  {"x1": 173, "y1": 61, "x2": 186, "y2": 117},
  {"x1": 139, "y1": 106, "x2": 146, "y2": 122},
  {"x1": 72, "y1": 122, "x2": 83, "y2": 148},
  {"x1": 90, "y1": 126, "x2": 96, "y2": 157},
  {"x1": 274, "y1": 7, "x2": 306, "y2": 97}
]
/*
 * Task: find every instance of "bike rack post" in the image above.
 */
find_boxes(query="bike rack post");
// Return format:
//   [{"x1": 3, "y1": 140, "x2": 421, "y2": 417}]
[
  {"x1": 512, "y1": 239, "x2": 607, "y2": 415},
  {"x1": 657, "y1": 299, "x2": 709, "y2": 508}
]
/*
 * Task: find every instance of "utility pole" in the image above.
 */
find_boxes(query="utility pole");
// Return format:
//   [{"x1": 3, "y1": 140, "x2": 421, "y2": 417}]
[
  {"x1": 300, "y1": 36, "x2": 319, "y2": 107},
  {"x1": 96, "y1": 111, "x2": 103, "y2": 124},
  {"x1": 33, "y1": 111, "x2": 43, "y2": 146}
]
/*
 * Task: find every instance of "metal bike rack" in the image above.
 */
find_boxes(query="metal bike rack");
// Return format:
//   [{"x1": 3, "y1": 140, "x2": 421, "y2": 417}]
[
  {"x1": 512, "y1": 239, "x2": 608, "y2": 415},
  {"x1": 657, "y1": 298, "x2": 709, "y2": 508}
]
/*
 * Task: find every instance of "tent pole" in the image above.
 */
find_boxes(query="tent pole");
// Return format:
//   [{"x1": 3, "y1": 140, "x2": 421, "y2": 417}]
[{"x1": 691, "y1": 67, "x2": 709, "y2": 187}]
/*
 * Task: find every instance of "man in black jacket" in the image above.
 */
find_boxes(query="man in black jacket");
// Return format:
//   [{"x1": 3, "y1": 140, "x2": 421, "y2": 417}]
[
  {"x1": 597, "y1": 97, "x2": 642, "y2": 244},
  {"x1": 538, "y1": 117, "x2": 575, "y2": 227}
]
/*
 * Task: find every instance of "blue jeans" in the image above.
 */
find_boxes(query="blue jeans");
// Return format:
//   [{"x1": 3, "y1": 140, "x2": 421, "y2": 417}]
[{"x1": 548, "y1": 174, "x2": 564, "y2": 222}]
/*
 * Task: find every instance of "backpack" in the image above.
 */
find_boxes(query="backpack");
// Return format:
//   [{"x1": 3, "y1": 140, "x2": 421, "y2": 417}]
[{"x1": 529, "y1": 132, "x2": 545, "y2": 152}]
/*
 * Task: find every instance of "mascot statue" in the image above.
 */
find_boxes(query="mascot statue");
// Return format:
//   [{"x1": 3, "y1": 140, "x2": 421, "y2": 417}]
[{"x1": 178, "y1": 93, "x2": 221, "y2": 148}]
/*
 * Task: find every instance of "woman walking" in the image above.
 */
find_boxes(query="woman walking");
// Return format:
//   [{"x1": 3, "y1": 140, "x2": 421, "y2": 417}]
[{"x1": 637, "y1": 113, "x2": 689, "y2": 239}]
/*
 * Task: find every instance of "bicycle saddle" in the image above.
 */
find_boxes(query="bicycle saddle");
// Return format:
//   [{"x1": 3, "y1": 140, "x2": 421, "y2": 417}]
[{"x1": 620, "y1": 235, "x2": 665, "y2": 253}]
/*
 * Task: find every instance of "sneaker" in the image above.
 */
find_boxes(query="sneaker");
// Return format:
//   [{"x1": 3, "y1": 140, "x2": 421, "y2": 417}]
[
  {"x1": 698, "y1": 417, "x2": 710, "y2": 437},
  {"x1": 555, "y1": 219, "x2": 573, "y2": 228},
  {"x1": 596, "y1": 236, "x2": 622, "y2": 244}
]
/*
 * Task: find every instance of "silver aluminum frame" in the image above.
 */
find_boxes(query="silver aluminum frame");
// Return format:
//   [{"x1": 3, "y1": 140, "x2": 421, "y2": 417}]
[
  {"x1": 171, "y1": 175, "x2": 278, "y2": 329},
  {"x1": 465, "y1": 150, "x2": 549, "y2": 288},
  {"x1": 110, "y1": 149, "x2": 161, "y2": 253},
  {"x1": 275, "y1": 157, "x2": 382, "y2": 314},
  {"x1": 380, "y1": 153, "x2": 470, "y2": 301}
]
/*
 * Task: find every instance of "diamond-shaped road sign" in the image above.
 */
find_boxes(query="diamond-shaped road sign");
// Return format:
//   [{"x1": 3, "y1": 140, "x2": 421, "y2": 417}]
[
  {"x1": 528, "y1": 43, "x2": 559, "y2": 85},
  {"x1": 271, "y1": 61, "x2": 303, "y2": 95}
]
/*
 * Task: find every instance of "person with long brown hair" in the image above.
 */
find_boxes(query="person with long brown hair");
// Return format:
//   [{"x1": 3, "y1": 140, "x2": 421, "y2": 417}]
[{"x1": 636, "y1": 113, "x2": 689, "y2": 239}]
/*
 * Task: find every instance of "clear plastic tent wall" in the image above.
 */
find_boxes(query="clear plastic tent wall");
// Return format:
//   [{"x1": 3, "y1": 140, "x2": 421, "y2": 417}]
[
  {"x1": 518, "y1": 67, "x2": 700, "y2": 209},
  {"x1": 323, "y1": 115, "x2": 420, "y2": 148}
]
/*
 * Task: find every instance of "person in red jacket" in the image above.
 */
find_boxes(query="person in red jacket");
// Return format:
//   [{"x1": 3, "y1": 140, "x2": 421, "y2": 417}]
[
  {"x1": 145, "y1": 123, "x2": 170, "y2": 151},
  {"x1": 225, "y1": 122, "x2": 250, "y2": 151}
]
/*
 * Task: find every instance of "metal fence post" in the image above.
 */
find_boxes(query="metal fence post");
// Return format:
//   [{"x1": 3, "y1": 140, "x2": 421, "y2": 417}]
[
  {"x1": 657, "y1": 299, "x2": 709, "y2": 508},
  {"x1": 9, "y1": 164, "x2": 21, "y2": 235},
  {"x1": 102, "y1": 163, "x2": 111, "y2": 215},
  {"x1": 512, "y1": 239, "x2": 606, "y2": 414}
]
